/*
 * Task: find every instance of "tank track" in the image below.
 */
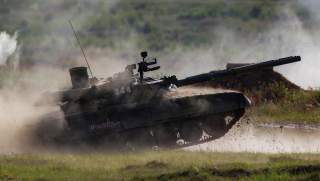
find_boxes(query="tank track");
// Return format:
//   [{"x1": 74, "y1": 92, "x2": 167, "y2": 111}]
[
  {"x1": 121, "y1": 108, "x2": 245, "y2": 150},
  {"x1": 164, "y1": 111, "x2": 244, "y2": 149},
  {"x1": 168, "y1": 134, "x2": 223, "y2": 149},
  {"x1": 37, "y1": 109, "x2": 245, "y2": 151}
]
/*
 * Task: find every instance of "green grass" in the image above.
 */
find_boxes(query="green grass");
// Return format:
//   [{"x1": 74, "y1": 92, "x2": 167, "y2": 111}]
[
  {"x1": 248, "y1": 89, "x2": 320, "y2": 124},
  {"x1": 250, "y1": 104, "x2": 320, "y2": 124},
  {"x1": 1, "y1": 151, "x2": 320, "y2": 180},
  {"x1": 240, "y1": 81, "x2": 320, "y2": 124}
]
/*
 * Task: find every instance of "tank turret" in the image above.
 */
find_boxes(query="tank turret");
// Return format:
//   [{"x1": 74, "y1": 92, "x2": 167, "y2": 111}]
[{"x1": 56, "y1": 53, "x2": 300, "y2": 102}]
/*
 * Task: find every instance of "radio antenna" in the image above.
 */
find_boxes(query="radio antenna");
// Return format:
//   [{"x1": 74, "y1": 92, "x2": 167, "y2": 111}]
[{"x1": 68, "y1": 20, "x2": 94, "y2": 77}]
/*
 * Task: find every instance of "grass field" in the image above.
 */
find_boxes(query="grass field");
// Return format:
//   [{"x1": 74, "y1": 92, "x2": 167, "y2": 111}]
[
  {"x1": 250, "y1": 106, "x2": 320, "y2": 125},
  {"x1": 248, "y1": 89, "x2": 320, "y2": 125},
  {"x1": 1, "y1": 150, "x2": 320, "y2": 180}
]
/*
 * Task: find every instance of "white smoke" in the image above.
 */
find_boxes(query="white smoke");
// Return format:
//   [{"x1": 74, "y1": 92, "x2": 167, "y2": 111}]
[
  {"x1": 298, "y1": 0, "x2": 320, "y2": 21},
  {"x1": 0, "y1": 32, "x2": 17, "y2": 65},
  {"x1": 263, "y1": 9, "x2": 320, "y2": 89}
]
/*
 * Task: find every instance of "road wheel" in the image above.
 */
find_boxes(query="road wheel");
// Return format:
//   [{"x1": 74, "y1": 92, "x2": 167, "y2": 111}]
[
  {"x1": 202, "y1": 109, "x2": 245, "y2": 139},
  {"x1": 124, "y1": 128, "x2": 154, "y2": 150},
  {"x1": 152, "y1": 124, "x2": 178, "y2": 146},
  {"x1": 179, "y1": 121, "x2": 203, "y2": 143},
  {"x1": 202, "y1": 115, "x2": 227, "y2": 139}
]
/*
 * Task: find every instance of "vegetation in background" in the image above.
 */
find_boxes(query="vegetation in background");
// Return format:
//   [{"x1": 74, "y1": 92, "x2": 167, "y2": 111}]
[
  {"x1": 0, "y1": 0, "x2": 313, "y2": 65},
  {"x1": 249, "y1": 84, "x2": 320, "y2": 124},
  {"x1": 77, "y1": 0, "x2": 310, "y2": 51}
]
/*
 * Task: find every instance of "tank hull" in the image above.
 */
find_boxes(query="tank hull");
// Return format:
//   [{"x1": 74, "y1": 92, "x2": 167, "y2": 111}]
[{"x1": 60, "y1": 90, "x2": 250, "y2": 147}]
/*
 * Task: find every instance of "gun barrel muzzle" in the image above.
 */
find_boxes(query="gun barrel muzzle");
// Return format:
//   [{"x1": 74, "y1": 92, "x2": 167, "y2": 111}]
[{"x1": 228, "y1": 56, "x2": 301, "y2": 73}]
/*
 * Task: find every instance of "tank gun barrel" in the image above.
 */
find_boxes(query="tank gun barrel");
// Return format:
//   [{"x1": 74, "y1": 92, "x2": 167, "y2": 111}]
[{"x1": 176, "y1": 56, "x2": 301, "y2": 87}]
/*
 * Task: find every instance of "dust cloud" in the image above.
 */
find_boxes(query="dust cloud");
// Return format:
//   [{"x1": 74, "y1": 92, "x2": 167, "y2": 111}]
[
  {"x1": 0, "y1": 89, "x2": 61, "y2": 153},
  {"x1": 190, "y1": 119, "x2": 320, "y2": 153},
  {"x1": 0, "y1": 32, "x2": 69, "y2": 153}
]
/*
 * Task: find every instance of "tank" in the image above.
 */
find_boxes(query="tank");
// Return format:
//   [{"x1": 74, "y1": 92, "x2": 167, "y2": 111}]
[{"x1": 40, "y1": 52, "x2": 301, "y2": 149}]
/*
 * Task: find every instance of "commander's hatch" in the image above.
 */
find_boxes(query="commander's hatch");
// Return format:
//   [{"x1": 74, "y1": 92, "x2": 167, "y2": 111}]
[{"x1": 137, "y1": 51, "x2": 160, "y2": 83}]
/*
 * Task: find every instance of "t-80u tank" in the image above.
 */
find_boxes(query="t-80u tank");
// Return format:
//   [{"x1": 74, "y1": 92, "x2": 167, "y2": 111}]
[{"x1": 41, "y1": 52, "x2": 301, "y2": 149}]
